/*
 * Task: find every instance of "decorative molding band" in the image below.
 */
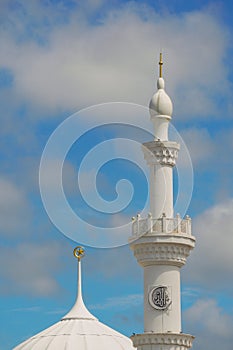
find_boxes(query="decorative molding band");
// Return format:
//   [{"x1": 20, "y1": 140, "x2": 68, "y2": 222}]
[
  {"x1": 142, "y1": 141, "x2": 180, "y2": 167},
  {"x1": 131, "y1": 332, "x2": 194, "y2": 349},
  {"x1": 130, "y1": 240, "x2": 195, "y2": 267}
]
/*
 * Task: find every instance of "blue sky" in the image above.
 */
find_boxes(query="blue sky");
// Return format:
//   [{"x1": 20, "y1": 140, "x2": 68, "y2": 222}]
[{"x1": 1, "y1": 0, "x2": 233, "y2": 349}]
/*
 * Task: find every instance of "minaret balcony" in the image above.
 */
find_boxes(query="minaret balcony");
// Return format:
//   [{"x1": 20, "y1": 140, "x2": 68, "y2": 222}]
[
  {"x1": 129, "y1": 213, "x2": 195, "y2": 267},
  {"x1": 130, "y1": 213, "x2": 192, "y2": 239}
]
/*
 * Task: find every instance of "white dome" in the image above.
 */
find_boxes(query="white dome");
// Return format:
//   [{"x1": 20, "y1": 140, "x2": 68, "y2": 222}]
[
  {"x1": 149, "y1": 77, "x2": 173, "y2": 117},
  {"x1": 13, "y1": 247, "x2": 135, "y2": 350},
  {"x1": 13, "y1": 318, "x2": 135, "y2": 350}
]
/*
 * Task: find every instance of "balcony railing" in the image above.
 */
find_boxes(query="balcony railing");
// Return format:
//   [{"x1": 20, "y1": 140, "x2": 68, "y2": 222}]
[{"x1": 131, "y1": 213, "x2": 192, "y2": 237}]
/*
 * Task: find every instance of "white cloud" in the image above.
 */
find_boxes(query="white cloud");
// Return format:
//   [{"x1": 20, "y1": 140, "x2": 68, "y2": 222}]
[
  {"x1": 175, "y1": 126, "x2": 233, "y2": 206},
  {"x1": 183, "y1": 198, "x2": 233, "y2": 291},
  {"x1": 79, "y1": 0, "x2": 108, "y2": 14},
  {"x1": 90, "y1": 293, "x2": 143, "y2": 310},
  {"x1": 0, "y1": 178, "x2": 31, "y2": 237},
  {"x1": 86, "y1": 245, "x2": 142, "y2": 280},
  {"x1": 184, "y1": 299, "x2": 233, "y2": 350},
  {"x1": 0, "y1": 3, "x2": 231, "y2": 120},
  {"x1": 0, "y1": 242, "x2": 64, "y2": 296},
  {"x1": 180, "y1": 128, "x2": 215, "y2": 166},
  {"x1": 11, "y1": 306, "x2": 41, "y2": 312},
  {"x1": 40, "y1": 159, "x2": 77, "y2": 194}
]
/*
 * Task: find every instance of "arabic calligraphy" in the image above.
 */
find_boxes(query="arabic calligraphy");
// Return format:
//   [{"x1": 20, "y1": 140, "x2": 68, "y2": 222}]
[{"x1": 149, "y1": 286, "x2": 171, "y2": 310}]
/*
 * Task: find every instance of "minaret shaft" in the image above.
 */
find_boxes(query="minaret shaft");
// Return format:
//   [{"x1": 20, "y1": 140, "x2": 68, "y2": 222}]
[
  {"x1": 149, "y1": 164, "x2": 173, "y2": 218},
  {"x1": 144, "y1": 265, "x2": 181, "y2": 333},
  {"x1": 143, "y1": 138, "x2": 180, "y2": 219}
]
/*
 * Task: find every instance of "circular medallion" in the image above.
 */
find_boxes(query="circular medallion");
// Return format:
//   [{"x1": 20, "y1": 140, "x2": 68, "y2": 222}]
[{"x1": 149, "y1": 286, "x2": 171, "y2": 310}]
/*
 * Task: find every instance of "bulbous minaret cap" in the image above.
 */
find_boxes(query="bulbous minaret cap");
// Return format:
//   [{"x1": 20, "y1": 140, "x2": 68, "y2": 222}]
[
  {"x1": 149, "y1": 77, "x2": 173, "y2": 117},
  {"x1": 149, "y1": 54, "x2": 173, "y2": 118}
]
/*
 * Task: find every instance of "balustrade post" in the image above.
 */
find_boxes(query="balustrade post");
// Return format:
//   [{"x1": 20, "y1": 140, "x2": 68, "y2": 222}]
[
  {"x1": 162, "y1": 212, "x2": 166, "y2": 233},
  {"x1": 148, "y1": 212, "x2": 152, "y2": 233},
  {"x1": 136, "y1": 213, "x2": 140, "y2": 236},
  {"x1": 176, "y1": 213, "x2": 181, "y2": 233},
  {"x1": 186, "y1": 215, "x2": 191, "y2": 235}
]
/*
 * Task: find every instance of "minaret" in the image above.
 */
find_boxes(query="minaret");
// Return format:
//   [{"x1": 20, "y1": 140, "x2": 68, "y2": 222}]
[{"x1": 129, "y1": 54, "x2": 196, "y2": 349}]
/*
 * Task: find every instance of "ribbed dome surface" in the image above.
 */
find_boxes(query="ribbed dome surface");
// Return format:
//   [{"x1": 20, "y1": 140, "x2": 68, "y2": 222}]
[
  {"x1": 14, "y1": 318, "x2": 135, "y2": 350},
  {"x1": 13, "y1": 247, "x2": 135, "y2": 350}
]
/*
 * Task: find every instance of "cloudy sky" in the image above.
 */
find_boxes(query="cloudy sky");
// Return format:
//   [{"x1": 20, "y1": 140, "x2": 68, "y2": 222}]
[{"x1": 1, "y1": 0, "x2": 233, "y2": 349}]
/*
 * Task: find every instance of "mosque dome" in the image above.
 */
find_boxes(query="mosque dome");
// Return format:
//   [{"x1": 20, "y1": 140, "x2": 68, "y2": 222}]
[
  {"x1": 149, "y1": 77, "x2": 173, "y2": 118},
  {"x1": 13, "y1": 247, "x2": 135, "y2": 350}
]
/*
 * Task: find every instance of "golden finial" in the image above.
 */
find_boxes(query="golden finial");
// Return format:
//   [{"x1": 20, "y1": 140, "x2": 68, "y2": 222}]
[
  {"x1": 73, "y1": 246, "x2": 85, "y2": 261},
  {"x1": 159, "y1": 52, "x2": 163, "y2": 78}
]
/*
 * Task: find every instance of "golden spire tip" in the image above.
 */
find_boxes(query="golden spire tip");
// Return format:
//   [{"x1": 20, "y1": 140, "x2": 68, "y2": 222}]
[
  {"x1": 73, "y1": 246, "x2": 85, "y2": 261},
  {"x1": 159, "y1": 52, "x2": 163, "y2": 78}
]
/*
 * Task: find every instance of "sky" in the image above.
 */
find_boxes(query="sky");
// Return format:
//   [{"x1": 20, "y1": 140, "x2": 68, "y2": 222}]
[{"x1": 0, "y1": 0, "x2": 233, "y2": 349}]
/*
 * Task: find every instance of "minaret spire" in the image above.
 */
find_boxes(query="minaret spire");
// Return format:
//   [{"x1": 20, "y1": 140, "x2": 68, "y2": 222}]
[
  {"x1": 62, "y1": 246, "x2": 97, "y2": 321},
  {"x1": 159, "y1": 52, "x2": 163, "y2": 78},
  {"x1": 74, "y1": 246, "x2": 85, "y2": 303}
]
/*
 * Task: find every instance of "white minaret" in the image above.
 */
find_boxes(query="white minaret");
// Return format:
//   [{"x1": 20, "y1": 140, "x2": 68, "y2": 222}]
[{"x1": 129, "y1": 54, "x2": 196, "y2": 349}]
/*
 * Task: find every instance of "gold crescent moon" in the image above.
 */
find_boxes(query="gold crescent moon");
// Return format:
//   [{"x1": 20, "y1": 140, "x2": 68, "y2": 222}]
[{"x1": 73, "y1": 246, "x2": 85, "y2": 260}]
